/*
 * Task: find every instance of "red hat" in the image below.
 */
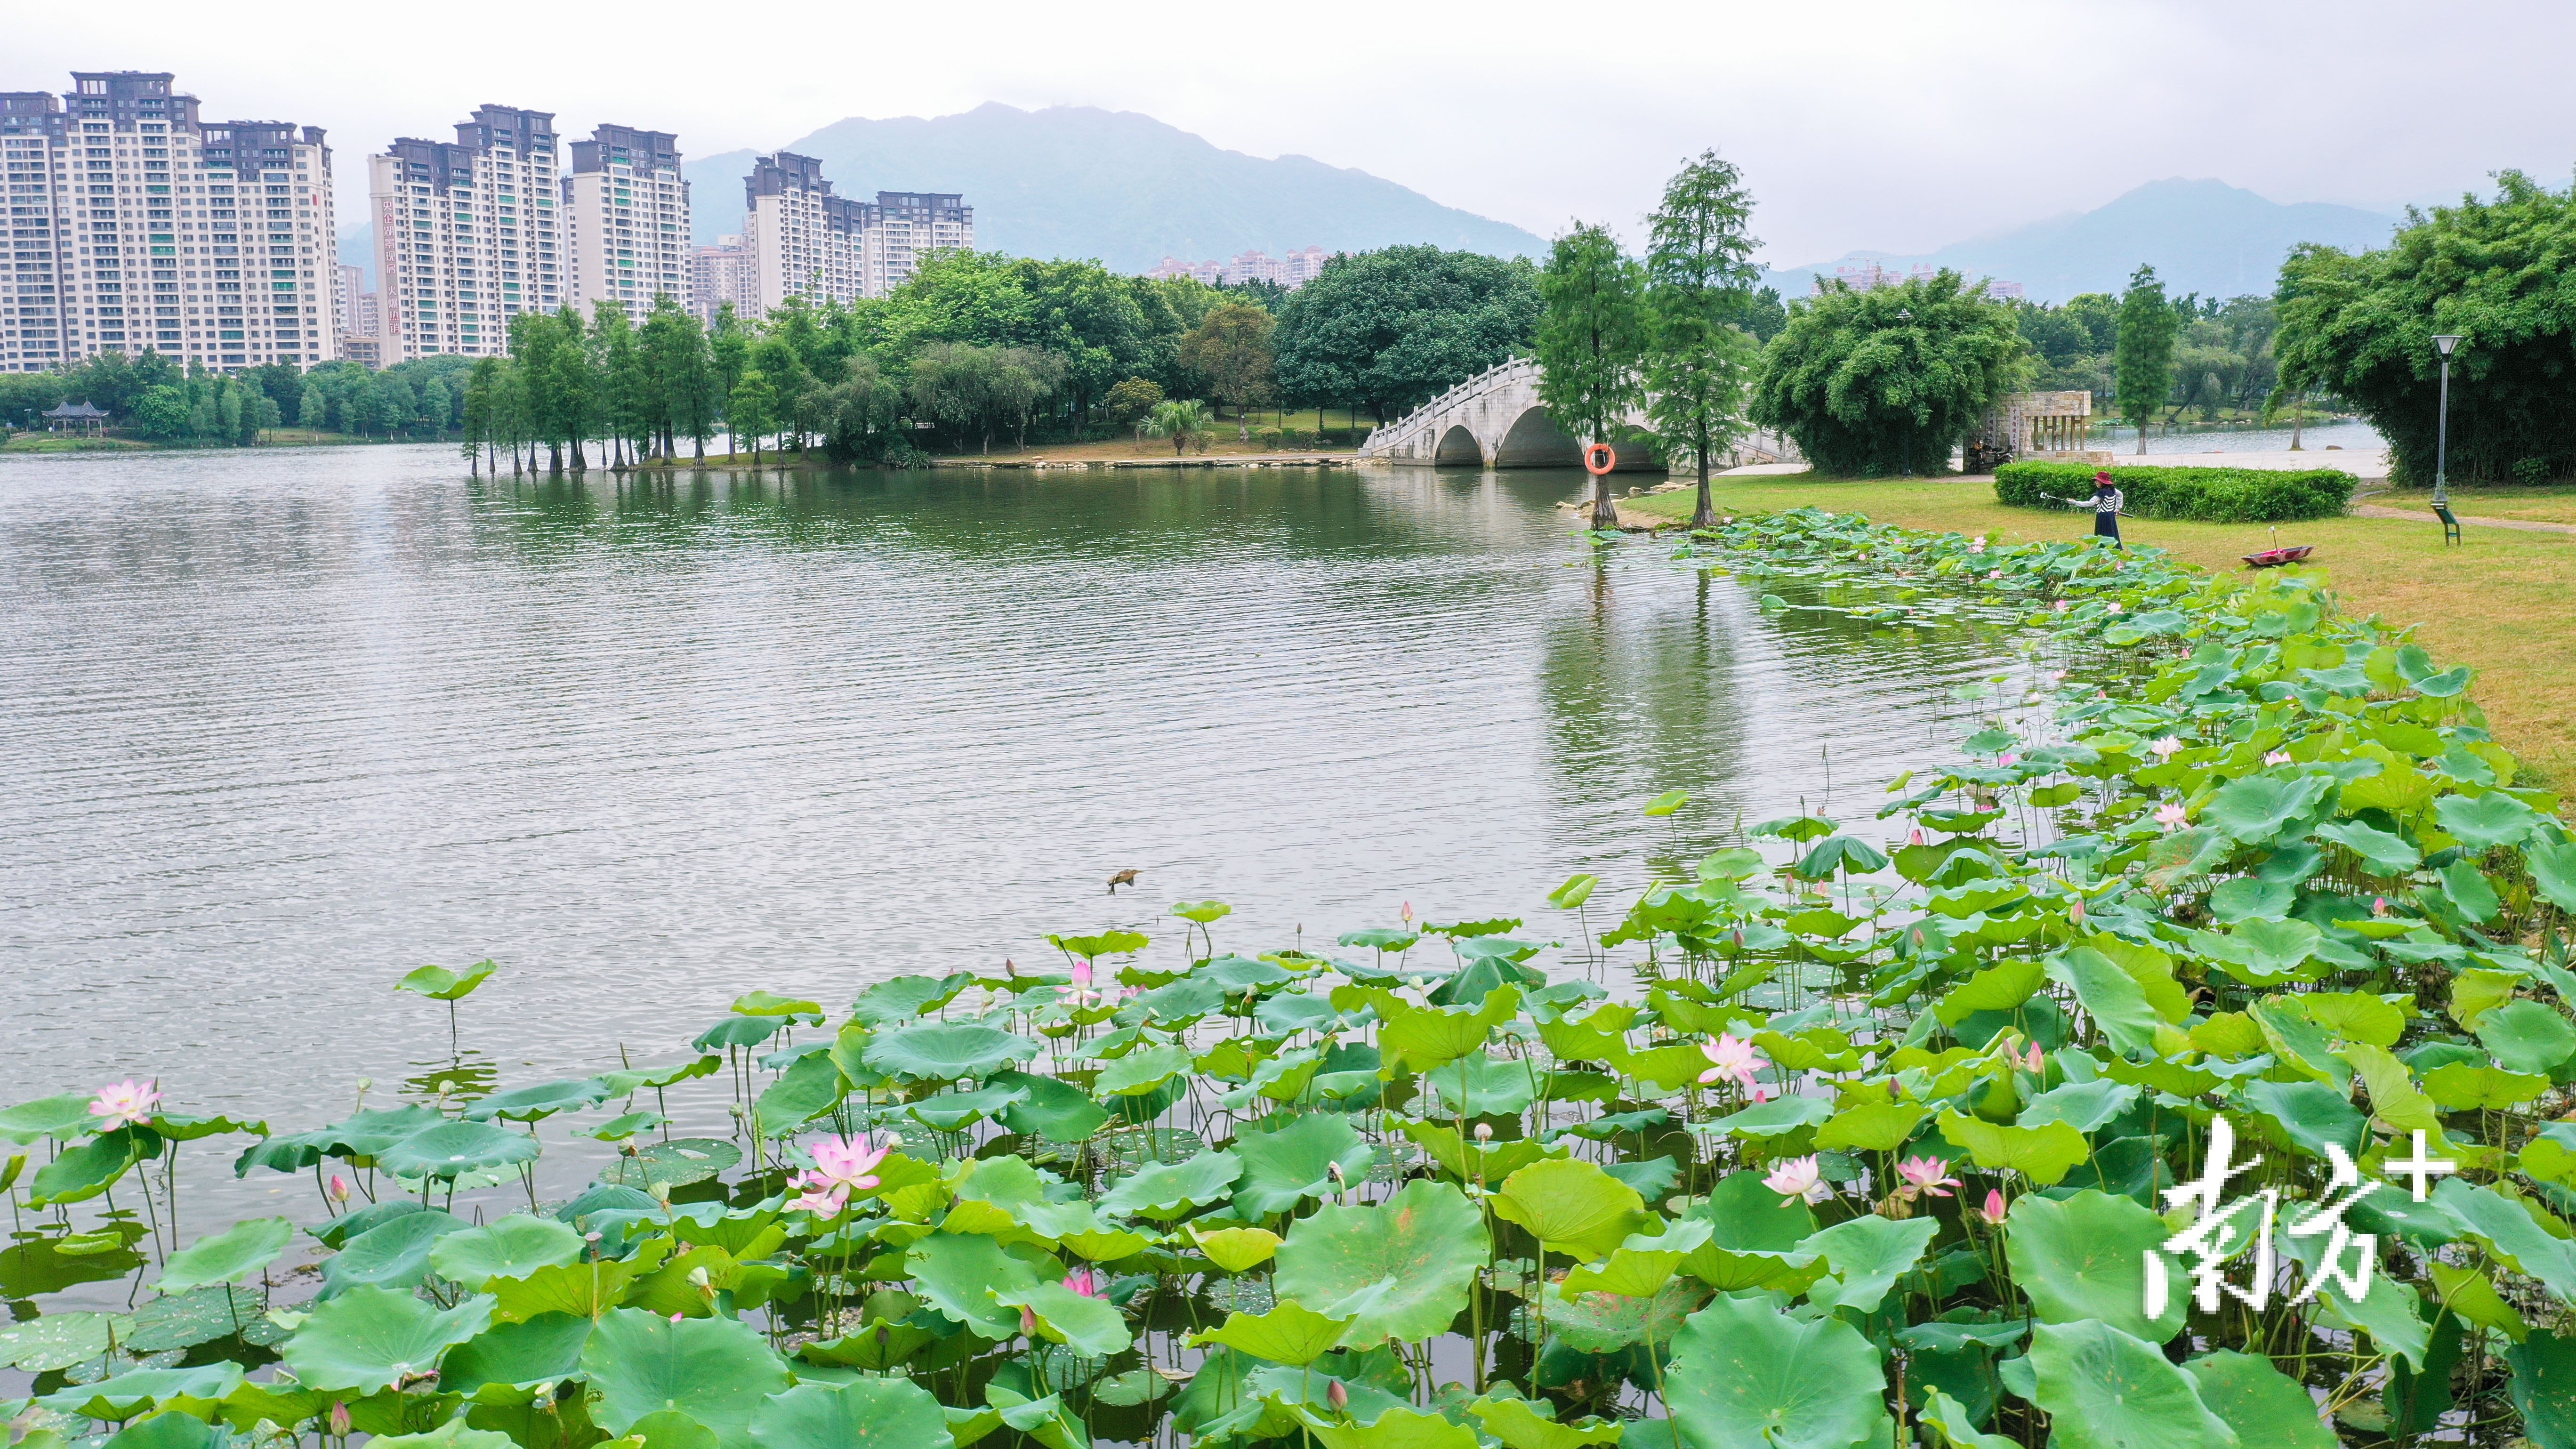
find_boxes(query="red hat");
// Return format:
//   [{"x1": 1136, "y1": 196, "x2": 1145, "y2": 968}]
[{"x1": 2093, "y1": 470, "x2": 2114, "y2": 484}]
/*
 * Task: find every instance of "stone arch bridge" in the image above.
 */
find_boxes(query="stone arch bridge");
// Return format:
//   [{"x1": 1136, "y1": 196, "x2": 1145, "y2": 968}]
[{"x1": 1357, "y1": 357, "x2": 1799, "y2": 470}]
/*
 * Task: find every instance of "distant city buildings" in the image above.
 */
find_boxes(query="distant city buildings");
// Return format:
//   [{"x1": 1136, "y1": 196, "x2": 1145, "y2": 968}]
[
  {"x1": 1821, "y1": 260, "x2": 2021, "y2": 301},
  {"x1": 690, "y1": 236, "x2": 752, "y2": 325},
  {"x1": 562, "y1": 123, "x2": 691, "y2": 324},
  {"x1": 1147, "y1": 246, "x2": 1329, "y2": 289},
  {"x1": 2, "y1": 70, "x2": 340, "y2": 374},
  {"x1": 369, "y1": 104, "x2": 564, "y2": 364},
  {"x1": 740, "y1": 151, "x2": 972, "y2": 313}
]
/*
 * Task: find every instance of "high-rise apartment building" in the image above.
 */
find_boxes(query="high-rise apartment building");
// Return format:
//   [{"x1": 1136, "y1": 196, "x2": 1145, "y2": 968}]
[
  {"x1": 689, "y1": 234, "x2": 752, "y2": 325},
  {"x1": 2, "y1": 71, "x2": 338, "y2": 374},
  {"x1": 741, "y1": 152, "x2": 970, "y2": 316},
  {"x1": 369, "y1": 104, "x2": 561, "y2": 363},
  {"x1": 562, "y1": 123, "x2": 690, "y2": 322}
]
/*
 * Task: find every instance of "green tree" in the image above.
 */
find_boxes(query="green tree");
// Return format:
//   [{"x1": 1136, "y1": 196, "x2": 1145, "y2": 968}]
[
  {"x1": 297, "y1": 380, "x2": 326, "y2": 434},
  {"x1": 819, "y1": 354, "x2": 904, "y2": 464},
  {"x1": 593, "y1": 301, "x2": 648, "y2": 467},
  {"x1": 708, "y1": 305, "x2": 752, "y2": 458},
  {"x1": 1643, "y1": 149, "x2": 1763, "y2": 527},
  {"x1": 1749, "y1": 270, "x2": 2028, "y2": 477},
  {"x1": 1143, "y1": 398, "x2": 1214, "y2": 455},
  {"x1": 1273, "y1": 246, "x2": 1541, "y2": 423},
  {"x1": 1178, "y1": 301, "x2": 1276, "y2": 435},
  {"x1": 729, "y1": 370, "x2": 779, "y2": 464},
  {"x1": 1103, "y1": 377, "x2": 1164, "y2": 437},
  {"x1": 547, "y1": 306, "x2": 598, "y2": 470},
  {"x1": 131, "y1": 383, "x2": 193, "y2": 439},
  {"x1": 2114, "y1": 265, "x2": 2179, "y2": 453},
  {"x1": 2273, "y1": 171, "x2": 2576, "y2": 483},
  {"x1": 1535, "y1": 223, "x2": 1649, "y2": 529},
  {"x1": 641, "y1": 298, "x2": 716, "y2": 460}
]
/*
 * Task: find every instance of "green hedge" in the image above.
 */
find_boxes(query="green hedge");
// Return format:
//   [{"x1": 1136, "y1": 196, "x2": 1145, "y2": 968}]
[{"x1": 1993, "y1": 460, "x2": 2355, "y2": 523}]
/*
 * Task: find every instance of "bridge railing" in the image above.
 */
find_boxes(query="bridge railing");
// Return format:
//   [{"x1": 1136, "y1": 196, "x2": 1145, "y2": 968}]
[{"x1": 1359, "y1": 356, "x2": 1537, "y2": 454}]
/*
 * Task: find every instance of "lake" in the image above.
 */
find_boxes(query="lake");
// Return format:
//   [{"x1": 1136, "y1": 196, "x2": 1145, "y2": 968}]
[{"x1": 0, "y1": 446, "x2": 2022, "y2": 1212}]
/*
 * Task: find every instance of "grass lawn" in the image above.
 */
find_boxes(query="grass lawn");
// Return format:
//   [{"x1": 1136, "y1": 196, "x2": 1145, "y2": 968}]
[
  {"x1": 1628, "y1": 472, "x2": 2576, "y2": 791},
  {"x1": 0, "y1": 433, "x2": 153, "y2": 453},
  {"x1": 932, "y1": 435, "x2": 1361, "y2": 463}
]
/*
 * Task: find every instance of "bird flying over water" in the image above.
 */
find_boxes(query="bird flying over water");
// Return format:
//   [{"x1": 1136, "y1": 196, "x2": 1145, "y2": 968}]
[{"x1": 1108, "y1": 868, "x2": 1138, "y2": 894}]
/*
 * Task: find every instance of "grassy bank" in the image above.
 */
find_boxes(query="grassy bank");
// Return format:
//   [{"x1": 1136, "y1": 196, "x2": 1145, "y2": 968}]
[{"x1": 1628, "y1": 472, "x2": 2576, "y2": 789}]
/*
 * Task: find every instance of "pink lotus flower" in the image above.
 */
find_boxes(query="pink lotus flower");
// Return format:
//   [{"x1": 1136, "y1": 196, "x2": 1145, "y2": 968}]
[
  {"x1": 1399, "y1": 901, "x2": 1413, "y2": 924},
  {"x1": 1908, "y1": 827, "x2": 1927, "y2": 846},
  {"x1": 807, "y1": 1133, "x2": 890, "y2": 1192},
  {"x1": 1326, "y1": 1380, "x2": 1350, "y2": 1414},
  {"x1": 329, "y1": 1403, "x2": 351, "y2": 1438},
  {"x1": 2052, "y1": 600, "x2": 2070, "y2": 613},
  {"x1": 1062, "y1": 1266, "x2": 1099, "y2": 1298},
  {"x1": 1894, "y1": 1156, "x2": 1959, "y2": 1199},
  {"x1": 1698, "y1": 1032, "x2": 1766, "y2": 1088},
  {"x1": 1978, "y1": 1188, "x2": 2009, "y2": 1224},
  {"x1": 328, "y1": 1174, "x2": 351, "y2": 1203},
  {"x1": 2069, "y1": 897, "x2": 2086, "y2": 922},
  {"x1": 1065, "y1": 959, "x2": 1104, "y2": 1006},
  {"x1": 2148, "y1": 735, "x2": 2182, "y2": 760},
  {"x1": 2021, "y1": 1042, "x2": 2044, "y2": 1072},
  {"x1": 2264, "y1": 749, "x2": 2293, "y2": 766},
  {"x1": 2155, "y1": 801, "x2": 2188, "y2": 831},
  {"x1": 1968, "y1": 538, "x2": 1987, "y2": 554},
  {"x1": 1020, "y1": 1304, "x2": 1039, "y2": 1336},
  {"x1": 1997, "y1": 753, "x2": 2018, "y2": 767},
  {"x1": 89, "y1": 1078, "x2": 161, "y2": 1129},
  {"x1": 2048, "y1": 669, "x2": 2068, "y2": 682},
  {"x1": 1763, "y1": 1156, "x2": 1825, "y2": 1201},
  {"x1": 788, "y1": 1183, "x2": 850, "y2": 1217},
  {"x1": 1749, "y1": 1084, "x2": 1776, "y2": 1104}
]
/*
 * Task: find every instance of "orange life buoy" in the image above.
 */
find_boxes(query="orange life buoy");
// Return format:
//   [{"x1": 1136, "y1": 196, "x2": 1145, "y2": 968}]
[{"x1": 1582, "y1": 443, "x2": 1617, "y2": 476}]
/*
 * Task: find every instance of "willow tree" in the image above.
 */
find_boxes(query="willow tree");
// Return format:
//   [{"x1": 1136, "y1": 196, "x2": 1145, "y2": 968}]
[
  {"x1": 1535, "y1": 223, "x2": 1648, "y2": 529},
  {"x1": 1644, "y1": 151, "x2": 1762, "y2": 527}
]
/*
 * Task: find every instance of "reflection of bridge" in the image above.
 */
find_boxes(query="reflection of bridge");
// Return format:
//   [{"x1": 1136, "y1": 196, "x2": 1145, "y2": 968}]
[{"x1": 1357, "y1": 356, "x2": 1801, "y2": 470}]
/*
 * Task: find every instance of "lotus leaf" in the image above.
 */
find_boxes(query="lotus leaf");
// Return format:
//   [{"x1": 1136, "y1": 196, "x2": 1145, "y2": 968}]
[
  {"x1": 1189, "y1": 1301, "x2": 1349, "y2": 1366},
  {"x1": 0, "y1": 1093, "x2": 97, "y2": 1145},
  {"x1": 2477, "y1": 1000, "x2": 2576, "y2": 1075},
  {"x1": 1274, "y1": 1179, "x2": 1488, "y2": 1347},
  {"x1": 849, "y1": 972, "x2": 974, "y2": 1026},
  {"x1": 580, "y1": 1309, "x2": 789, "y2": 1449},
  {"x1": 157, "y1": 1216, "x2": 292, "y2": 1294},
  {"x1": 2426, "y1": 1262, "x2": 2529, "y2": 1343},
  {"x1": 1492, "y1": 1159, "x2": 1647, "y2": 1262},
  {"x1": 279, "y1": 1283, "x2": 495, "y2": 1393},
  {"x1": 1231, "y1": 1113, "x2": 1374, "y2": 1217},
  {"x1": 2181, "y1": 1351, "x2": 2334, "y2": 1449},
  {"x1": 396, "y1": 960, "x2": 496, "y2": 1001},
  {"x1": 319, "y1": 1208, "x2": 467, "y2": 1299},
  {"x1": 101, "y1": 1416, "x2": 219, "y2": 1449},
  {"x1": 2238, "y1": 1080, "x2": 2366, "y2": 1160},
  {"x1": 438, "y1": 1312, "x2": 594, "y2": 1396},
  {"x1": 1936, "y1": 1111, "x2": 2088, "y2": 1185},
  {"x1": 1094, "y1": 1042, "x2": 1192, "y2": 1095},
  {"x1": 1708, "y1": 1095, "x2": 1832, "y2": 1137},
  {"x1": 1659, "y1": 1292, "x2": 1891, "y2": 1449},
  {"x1": 1469, "y1": 1398, "x2": 1624, "y2": 1449},
  {"x1": 125, "y1": 1286, "x2": 277, "y2": 1352},
  {"x1": 907, "y1": 1232, "x2": 1043, "y2": 1339},
  {"x1": 1798, "y1": 1214, "x2": 1938, "y2": 1315},
  {"x1": 1097, "y1": 1149, "x2": 1240, "y2": 1220},
  {"x1": 2313, "y1": 819, "x2": 2419, "y2": 874},
  {"x1": 2006, "y1": 1190, "x2": 2187, "y2": 1342},
  {"x1": 1544, "y1": 1279, "x2": 1705, "y2": 1353},
  {"x1": 29, "y1": 1126, "x2": 156, "y2": 1206},
  {"x1": 752, "y1": 1054, "x2": 847, "y2": 1137},
  {"x1": 749, "y1": 1380, "x2": 953, "y2": 1449},
  {"x1": 2019, "y1": 1078, "x2": 2140, "y2": 1133},
  {"x1": 2425, "y1": 1063, "x2": 2547, "y2": 1110},
  {"x1": 465, "y1": 1077, "x2": 613, "y2": 1123},
  {"x1": 2026, "y1": 1321, "x2": 2236, "y2": 1449},
  {"x1": 860, "y1": 1023, "x2": 1038, "y2": 1082},
  {"x1": 428, "y1": 1216, "x2": 586, "y2": 1289},
  {"x1": 1304, "y1": 1406, "x2": 1478, "y2": 1449},
  {"x1": 1561, "y1": 1220, "x2": 1711, "y2": 1298},
  {"x1": 377, "y1": 1121, "x2": 539, "y2": 1182},
  {"x1": 38, "y1": 1363, "x2": 245, "y2": 1418},
  {"x1": 1376, "y1": 988, "x2": 1519, "y2": 1072},
  {"x1": 0, "y1": 1310, "x2": 129, "y2": 1371},
  {"x1": 992, "y1": 1280, "x2": 1132, "y2": 1357},
  {"x1": 596, "y1": 1138, "x2": 741, "y2": 1192},
  {"x1": 2434, "y1": 791, "x2": 2540, "y2": 851},
  {"x1": 1418, "y1": 1052, "x2": 1543, "y2": 1118},
  {"x1": 2435, "y1": 1179, "x2": 2576, "y2": 1307},
  {"x1": 2505, "y1": 1330, "x2": 2576, "y2": 1449}
]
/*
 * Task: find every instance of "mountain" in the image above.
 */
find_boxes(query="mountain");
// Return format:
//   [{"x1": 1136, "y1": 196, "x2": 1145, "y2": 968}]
[
  {"x1": 1758, "y1": 178, "x2": 2399, "y2": 305},
  {"x1": 680, "y1": 103, "x2": 1546, "y2": 272}
]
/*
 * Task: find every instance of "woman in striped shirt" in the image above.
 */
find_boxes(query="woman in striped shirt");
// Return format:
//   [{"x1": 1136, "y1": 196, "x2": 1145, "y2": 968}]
[{"x1": 2062, "y1": 470, "x2": 2123, "y2": 547}]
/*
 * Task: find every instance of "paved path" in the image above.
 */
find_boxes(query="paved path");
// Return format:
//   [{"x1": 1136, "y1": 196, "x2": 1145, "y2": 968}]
[{"x1": 2351, "y1": 503, "x2": 2576, "y2": 535}]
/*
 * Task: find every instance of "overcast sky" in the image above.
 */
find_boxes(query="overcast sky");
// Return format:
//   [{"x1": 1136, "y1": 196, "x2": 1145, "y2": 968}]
[{"x1": 18, "y1": 0, "x2": 2561, "y2": 265}]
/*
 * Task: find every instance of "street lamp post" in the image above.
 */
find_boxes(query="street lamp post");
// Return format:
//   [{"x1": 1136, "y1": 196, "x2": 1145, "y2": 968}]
[{"x1": 2431, "y1": 334, "x2": 2461, "y2": 508}]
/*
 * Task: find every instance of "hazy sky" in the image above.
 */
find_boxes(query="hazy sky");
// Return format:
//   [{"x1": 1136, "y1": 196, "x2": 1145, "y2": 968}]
[{"x1": 18, "y1": 0, "x2": 2561, "y2": 265}]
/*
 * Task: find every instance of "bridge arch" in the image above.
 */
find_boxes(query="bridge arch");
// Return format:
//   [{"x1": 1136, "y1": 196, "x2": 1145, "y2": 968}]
[
  {"x1": 1492, "y1": 407, "x2": 1582, "y2": 468},
  {"x1": 1433, "y1": 425, "x2": 1484, "y2": 467}
]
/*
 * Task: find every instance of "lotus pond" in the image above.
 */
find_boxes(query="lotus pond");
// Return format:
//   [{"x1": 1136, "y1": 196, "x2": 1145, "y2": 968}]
[{"x1": 4, "y1": 501, "x2": 2575, "y2": 1449}]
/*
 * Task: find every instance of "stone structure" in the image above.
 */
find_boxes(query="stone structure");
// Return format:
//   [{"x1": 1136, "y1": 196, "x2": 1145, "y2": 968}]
[
  {"x1": 1965, "y1": 390, "x2": 2103, "y2": 471},
  {"x1": 1358, "y1": 357, "x2": 1800, "y2": 471}
]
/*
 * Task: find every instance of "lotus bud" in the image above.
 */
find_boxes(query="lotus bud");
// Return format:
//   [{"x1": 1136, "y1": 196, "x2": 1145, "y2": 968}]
[
  {"x1": 327, "y1": 1174, "x2": 351, "y2": 1204},
  {"x1": 650, "y1": 1180, "x2": 671, "y2": 1205},
  {"x1": 531, "y1": 1384, "x2": 556, "y2": 1410},
  {"x1": 687, "y1": 1265, "x2": 712, "y2": 1289},
  {"x1": 1326, "y1": 1380, "x2": 1349, "y2": 1414},
  {"x1": 1980, "y1": 1188, "x2": 2008, "y2": 1225},
  {"x1": 1473, "y1": 1123, "x2": 1492, "y2": 1143},
  {"x1": 1020, "y1": 1304, "x2": 1038, "y2": 1336},
  {"x1": 875, "y1": 1323, "x2": 891, "y2": 1347},
  {"x1": 329, "y1": 1402, "x2": 351, "y2": 1438},
  {"x1": 671, "y1": 1311, "x2": 685, "y2": 1323}
]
